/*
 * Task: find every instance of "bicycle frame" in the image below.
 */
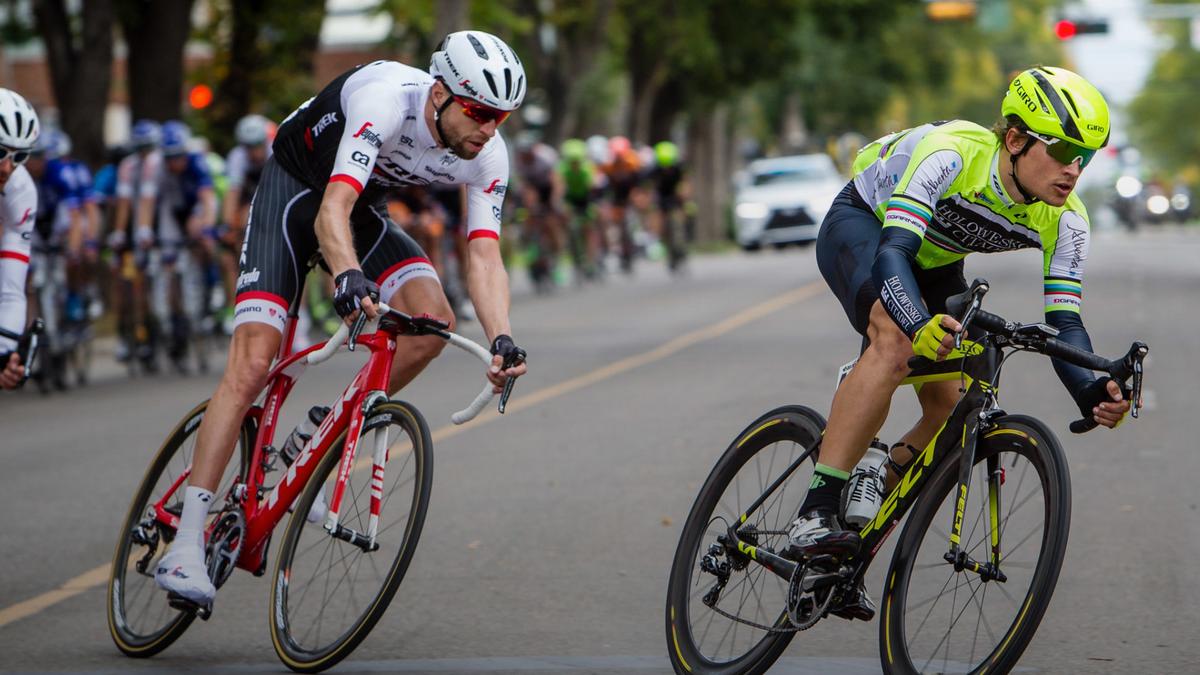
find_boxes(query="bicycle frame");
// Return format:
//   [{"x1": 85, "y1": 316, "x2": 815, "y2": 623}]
[
  {"x1": 726, "y1": 340, "x2": 1009, "y2": 586},
  {"x1": 151, "y1": 308, "x2": 400, "y2": 575}
]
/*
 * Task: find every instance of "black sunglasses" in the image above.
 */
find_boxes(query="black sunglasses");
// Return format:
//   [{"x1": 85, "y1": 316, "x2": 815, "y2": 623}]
[{"x1": 0, "y1": 146, "x2": 31, "y2": 165}]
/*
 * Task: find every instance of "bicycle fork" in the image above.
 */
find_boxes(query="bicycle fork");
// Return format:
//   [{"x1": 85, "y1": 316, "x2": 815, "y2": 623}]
[
  {"x1": 945, "y1": 407, "x2": 1008, "y2": 583},
  {"x1": 324, "y1": 391, "x2": 389, "y2": 553}
]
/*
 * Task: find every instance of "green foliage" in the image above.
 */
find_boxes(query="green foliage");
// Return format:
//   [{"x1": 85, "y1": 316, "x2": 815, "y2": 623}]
[{"x1": 1128, "y1": 39, "x2": 1200, "y2": 183}]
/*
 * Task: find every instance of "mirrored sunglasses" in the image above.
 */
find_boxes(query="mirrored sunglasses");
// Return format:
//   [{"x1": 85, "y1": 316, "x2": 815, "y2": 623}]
[
  {"x1": 0, "y1": 146, "x2": 31, "y2": 165},
  {"x1": 452, "y1": 94, "x2": 511, "y2": 126},
  {"x1": 1025, "y1": 130, "x2": 1098, "y2": 169}
]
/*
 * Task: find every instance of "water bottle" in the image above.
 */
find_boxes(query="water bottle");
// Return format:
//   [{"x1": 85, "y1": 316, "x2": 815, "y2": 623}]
[
  {"x1": 842, "y1": 439, "x2": 889, "y2": 529},
  {"x1": 279, "y1": 405, "x2": 331, "y2": 467}
]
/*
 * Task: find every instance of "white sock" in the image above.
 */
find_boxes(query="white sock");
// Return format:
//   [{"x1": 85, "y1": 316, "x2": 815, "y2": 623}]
[{"x1": 173, "y1": 486, "x2": 214, "y2": 551}]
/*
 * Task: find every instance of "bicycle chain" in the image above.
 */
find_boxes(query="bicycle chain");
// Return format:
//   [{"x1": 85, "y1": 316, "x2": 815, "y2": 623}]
[{"x1": 701, "y1": 528, "x2": 819, "y2": 635}]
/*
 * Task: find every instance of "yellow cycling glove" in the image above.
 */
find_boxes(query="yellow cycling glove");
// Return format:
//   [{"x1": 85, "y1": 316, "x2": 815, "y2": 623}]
[{"x1": 911, "y1": 314, "x2": 951, "y2": 361}]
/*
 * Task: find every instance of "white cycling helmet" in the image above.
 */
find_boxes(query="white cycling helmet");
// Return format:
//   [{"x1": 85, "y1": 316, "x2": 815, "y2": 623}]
[
  {"x1": 429, "y1": 30, "x2": 526, "y2": 111},
  {"x1": 235, "y1": 114, "x2": 271, "y2": 146},
  {"x1": 0, "y1": 88, "x2": 40, "y2": 151}
]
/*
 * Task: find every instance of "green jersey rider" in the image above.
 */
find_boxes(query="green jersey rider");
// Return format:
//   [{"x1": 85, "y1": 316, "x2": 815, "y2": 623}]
[{"x1": 785, "y1": 67, "x2": 1134, "y2": 615}]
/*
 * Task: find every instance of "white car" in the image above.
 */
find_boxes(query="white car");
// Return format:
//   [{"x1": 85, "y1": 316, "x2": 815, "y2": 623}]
[{"x1": 733, "y1": 153, "x2": 845, "y2": 251}]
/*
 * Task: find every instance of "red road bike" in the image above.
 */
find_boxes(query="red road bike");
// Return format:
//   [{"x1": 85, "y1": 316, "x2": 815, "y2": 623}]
[{"x1": 107, "y1": 303, "x2": 515, "y2": 672}]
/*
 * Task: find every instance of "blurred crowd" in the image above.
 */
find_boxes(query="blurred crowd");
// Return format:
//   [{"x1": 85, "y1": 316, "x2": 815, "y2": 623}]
[{"x1": 23, "y1": 117, "x2": 694, "y2": 392}]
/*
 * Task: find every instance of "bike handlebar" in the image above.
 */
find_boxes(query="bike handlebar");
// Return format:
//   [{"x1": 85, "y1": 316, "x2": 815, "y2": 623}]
[
  {"x1": 305, "y1": 304, "x2": 503, "y2": 424},
  {"x1": 917, "y1": 278, "x2": 1148, "y2": 434}
]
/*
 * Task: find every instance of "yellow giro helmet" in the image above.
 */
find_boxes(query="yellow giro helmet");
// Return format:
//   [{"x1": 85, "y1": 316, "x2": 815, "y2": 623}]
[{"x1": 1002, "y1": 66, "x2": 1110, "y2": 155}]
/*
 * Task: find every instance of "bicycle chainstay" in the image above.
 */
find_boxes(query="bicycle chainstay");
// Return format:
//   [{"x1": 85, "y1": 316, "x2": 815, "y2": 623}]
[{"x1": 700, "y1": 528, "x2": 847, "y2": 634}]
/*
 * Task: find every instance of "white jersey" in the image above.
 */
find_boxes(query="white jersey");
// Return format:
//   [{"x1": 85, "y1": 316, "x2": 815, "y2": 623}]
[
  {"x1": 225, "y1": 144, "x2": 272, "y2": 190},
  {"x1": 116, "y1": 150, "x2": 164, "y2": 227},
  {"x1": 273, "y1": 60, "x2": 510, "y2": 241},
  {"x1": 0, "y1": 166, "x2": 37, "y2": 351}
]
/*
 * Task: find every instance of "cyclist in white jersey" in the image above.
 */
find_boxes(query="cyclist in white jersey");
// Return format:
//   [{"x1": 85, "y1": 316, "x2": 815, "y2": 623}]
[
  {"x1": 156, "y1": 31, "x2": 530, "y2": 606},
  {"x1": 0, "y1": 89, "x2": 40, "y2": 390}
]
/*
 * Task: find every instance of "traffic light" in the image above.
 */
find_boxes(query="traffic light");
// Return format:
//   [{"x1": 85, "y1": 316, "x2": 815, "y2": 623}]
[{"x1": 1054, "y1": 18, "x2": 1109, "y2": 40}]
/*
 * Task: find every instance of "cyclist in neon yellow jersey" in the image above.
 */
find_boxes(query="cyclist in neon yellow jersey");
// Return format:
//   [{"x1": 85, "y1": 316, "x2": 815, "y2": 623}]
[{"x1": 785, "y1": 67, "x2": 1134, "y2": 603}]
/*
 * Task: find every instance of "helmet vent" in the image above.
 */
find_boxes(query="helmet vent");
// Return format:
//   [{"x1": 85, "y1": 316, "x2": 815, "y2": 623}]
[
  {"x1": 13, "y1": 111, "x2": 23, "y2": 138},
  {"x1": 1061, "y1": 89, "x2": 1080, "y2": 116},
  {"x1": 467, "y1": 34, "x2": 489, "y2": 59},
  {"x1": 1034, "y1": 90, "x2": 1050, "y2": 114},
  {"x1": 0, "y1": 116, "x2": 9, "y2": 137},
  {"x1": 515, "y1": 75, "x2": 525, "y2": 102},
  {"x1": 484, "y1": 70, "x2": 500, "y2": 99},
  {"x1": 503, "y1": 68, "x2": 513, "y2": 99}
]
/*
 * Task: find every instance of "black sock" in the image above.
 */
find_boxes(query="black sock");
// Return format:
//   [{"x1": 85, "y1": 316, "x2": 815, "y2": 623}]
[{"x1": 799, "y1": 463, "x2": 850, "y2": 515}]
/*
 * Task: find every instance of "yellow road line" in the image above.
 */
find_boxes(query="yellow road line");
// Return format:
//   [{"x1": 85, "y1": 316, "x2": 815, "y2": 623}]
[
  {"x1": 0, "y1": 280, "x2": 823, "y2": 628},
  {"x1": 0, "y1": 564, "x2": 109, "y2": 628}
]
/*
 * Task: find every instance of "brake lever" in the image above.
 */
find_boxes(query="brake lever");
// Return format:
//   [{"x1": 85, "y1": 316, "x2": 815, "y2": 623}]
[
  {"x1": 497, "y1": 347, "x2": 527, "y2": 414},
  {"x1": 1128, "y1": 342, "x2": 1148, "y2": 419},
  {"x1": 346, "y1": 311, "x2": 369, "y2": 351}
]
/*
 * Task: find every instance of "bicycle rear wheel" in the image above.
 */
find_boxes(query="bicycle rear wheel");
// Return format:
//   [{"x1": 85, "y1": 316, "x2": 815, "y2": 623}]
[
  {"x1": 107, "y1": 400, "x2": 253, "y2": 657},
  {"x1": 880, "y1": 415, "x2": 1071, "y2": 674},
  {"x1": 269, "y1": 400, "x2": 433, "y2": 673},
  {"x1": 665, "y1": 405, "x2": 825, "y2": 675}
]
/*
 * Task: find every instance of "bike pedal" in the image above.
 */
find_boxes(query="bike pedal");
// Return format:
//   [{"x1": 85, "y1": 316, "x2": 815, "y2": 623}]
[{"x1": 166, "y1": 593, "x2": 213, "y2": 620}]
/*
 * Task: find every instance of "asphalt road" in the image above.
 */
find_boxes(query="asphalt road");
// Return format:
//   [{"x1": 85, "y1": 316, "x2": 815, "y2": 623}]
[{"x1": 0, "y1": 227, "x2": 1195, "y2": 674}]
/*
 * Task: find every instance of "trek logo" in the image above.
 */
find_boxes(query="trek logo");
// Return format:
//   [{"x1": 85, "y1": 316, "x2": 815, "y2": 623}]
[
  {"x1": 312, "y1": 112, "x2": 339, "y2": 138},
  {"x1": 265, "y1": 385, "x2": 359, "y2": 511},
  {"x1": 351, "y1": 151, "x2": 371, "y2": 167},
  {"x1": 353, "y1": 122, "x2": 383, "y2": 149}
]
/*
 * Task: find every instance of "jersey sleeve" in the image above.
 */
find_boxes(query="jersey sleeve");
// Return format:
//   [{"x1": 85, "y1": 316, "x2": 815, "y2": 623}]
[
  {"x1": 464, "y1": 136, "x2": 510, "y2": 241},
  {"x1": 883, "y1": 145, "x2": 965, "y2": 238},
  {"x1": 328, "y1": 83, "x2": 402, "y2": 194},
  {"x1": 225, "y1": 147, "x2": 248, "y2": 189},
  {"x1": 1042, "y1": 209, "x2": 1089, "y2": 316},
  {"x1": 189, "y1": 154, "x2": 214, "y2": 188},
  {"x1": 0, "y1": 170, "x2": 37, "y2": 351}
]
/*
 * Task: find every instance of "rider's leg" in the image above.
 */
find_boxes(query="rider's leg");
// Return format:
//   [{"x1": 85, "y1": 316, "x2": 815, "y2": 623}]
[
  {"x1": 382, "y1": 275, "x2": 455, "y2": 394},
  {"x1": 883, "y1": 379, "x2": 960, "y2": 491},
  {"x1": 156, "y1": 321, "x2": 281, "y2": 604}
]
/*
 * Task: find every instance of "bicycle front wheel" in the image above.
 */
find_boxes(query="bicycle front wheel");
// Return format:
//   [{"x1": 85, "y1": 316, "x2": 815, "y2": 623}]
[
  {"x1": 270, "y1": 400, "x2": 433, "y2": 673},
  {"x1": 665, "y1": 405, "x2": 825, "y2": 675},
  {"x1": 107, "y1": 400, "x2": 253, "y2": 657},
  {"x1": 880, "y1": 415, "x2": 1071, "y2": 674}
]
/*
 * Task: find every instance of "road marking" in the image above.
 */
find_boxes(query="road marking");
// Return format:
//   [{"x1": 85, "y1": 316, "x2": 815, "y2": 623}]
[
  {"x1": 0, "y1": 281, "x2": 823, "y2": 629},
  {"x1": 0, "y1": 564, "x2": 108, "y2": 628}
]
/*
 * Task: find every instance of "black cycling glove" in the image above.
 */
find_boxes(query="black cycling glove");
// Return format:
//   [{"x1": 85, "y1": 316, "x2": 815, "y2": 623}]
[
  {"x1": 332, "y1": 269, "x2": 379, "y2": 319},
  {"x1": 490, "y1": 334, "x2": 527, "y2": 368},
  {"x1": 1074, "y1": 376, "x2": 1121, "y2": 419}
]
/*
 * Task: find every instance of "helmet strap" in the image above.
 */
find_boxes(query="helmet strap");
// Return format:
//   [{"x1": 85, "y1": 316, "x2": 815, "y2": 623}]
[
  {"x1": 432, "y1": 82, "x2": 456, "y2": 153},
  {"x1": 1009, "y1": 136, "x2": 1040, "y2": 204}
]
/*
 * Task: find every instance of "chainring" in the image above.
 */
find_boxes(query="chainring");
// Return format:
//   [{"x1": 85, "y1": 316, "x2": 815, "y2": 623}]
[{"x1": 206, "y1": 510, "x2": 245, "y2": 589}]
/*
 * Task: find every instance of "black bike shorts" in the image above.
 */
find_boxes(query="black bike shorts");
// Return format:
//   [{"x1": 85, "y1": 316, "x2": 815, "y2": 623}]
[
  {"x1": 816, "y1": 182, "x2": 966, "y2": 338},
  {"x1": 234, "y1": 157, "x2": 437, "y2": 334}
]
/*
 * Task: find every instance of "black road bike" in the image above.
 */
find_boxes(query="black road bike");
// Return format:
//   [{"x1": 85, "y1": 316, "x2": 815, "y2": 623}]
[{"x1": 665, "y1": 278, "x2": 1148, "y2": 674}]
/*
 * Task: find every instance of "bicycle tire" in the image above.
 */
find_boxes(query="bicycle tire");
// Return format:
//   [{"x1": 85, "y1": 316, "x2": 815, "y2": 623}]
[
  {"x1": 107, "y1": 400, "x2": 253, "y2": 657},
  {"x1": 665, "y1": 405, "x2": 825, "y2": 675},
  {"x1": 269, "y1": 400, "x2": 433, "y2": 673},
  {"x1": 880, "y1": 415, "x2": 1071, "y2": 674}
]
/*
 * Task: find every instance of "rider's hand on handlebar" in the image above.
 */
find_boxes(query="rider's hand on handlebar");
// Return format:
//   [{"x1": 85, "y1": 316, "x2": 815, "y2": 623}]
[
  {"x1": 487, "y1": 334, "x2": 527, "y2": 393},
  {"x1": 1078, "y1": 377, "x2": 1134, "y2": 429},
  {"x1": 911, "y1": 314, "x2": 963, "y2": 362},
  {"x1": 332, "y1": 269, "x2": 380, "y2": 324},
  {"x1": 0, "y1": 352, "x2": 24, "y2": 390}
]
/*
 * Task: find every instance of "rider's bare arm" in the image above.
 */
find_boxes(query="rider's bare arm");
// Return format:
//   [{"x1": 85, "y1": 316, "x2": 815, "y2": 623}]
[
  {"x1": 313, "y1": 181, "x2": 361, "y2": 277},
  {"x1": 465, "y1": 236, "x2": 512, "y2": 341}
]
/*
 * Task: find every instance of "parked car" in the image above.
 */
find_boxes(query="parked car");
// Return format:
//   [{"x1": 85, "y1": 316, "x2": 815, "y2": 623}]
[{"x1": 733, "y1": 153, "x2": 845, "y2": 251}]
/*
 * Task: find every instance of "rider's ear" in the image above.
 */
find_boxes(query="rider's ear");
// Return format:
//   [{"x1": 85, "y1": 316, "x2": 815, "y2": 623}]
[{"x1": 1004, "y1": 128, "x2": 1026, "y2": 155}]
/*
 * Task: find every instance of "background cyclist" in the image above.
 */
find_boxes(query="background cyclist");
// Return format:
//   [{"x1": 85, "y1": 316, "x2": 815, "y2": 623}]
[
  {"x1": 154, "y1": 30, "x2": 530, "y2": 607},
  {"x1": 0, "y1": 89, "x2": 39, "y2": 390}
]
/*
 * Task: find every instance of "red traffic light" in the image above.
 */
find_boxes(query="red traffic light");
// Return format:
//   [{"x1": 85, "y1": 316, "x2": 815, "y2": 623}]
[{"x1": 1055, "y1": 20, "x2": 1077, "y2": 39}]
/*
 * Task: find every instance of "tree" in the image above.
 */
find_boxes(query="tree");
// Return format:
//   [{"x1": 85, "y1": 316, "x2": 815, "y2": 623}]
[
  {"x1": 116, "y1": 0, "x2": 195, "y2": 122},
  {"x1": 1128, "y1": 29, "x2": 1200, "y2": 183},
  {"x1": 32, "y1": 0, "x2": 114, "y2": 167}
]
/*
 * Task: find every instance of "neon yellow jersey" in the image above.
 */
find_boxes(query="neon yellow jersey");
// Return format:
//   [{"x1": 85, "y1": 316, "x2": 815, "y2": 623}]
[{"x1": 851, "y1": 120, "x2": 1088, "y2": 315}]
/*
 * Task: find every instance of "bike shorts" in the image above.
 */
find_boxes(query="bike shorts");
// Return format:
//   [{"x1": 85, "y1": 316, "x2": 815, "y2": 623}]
[
  {"x1": 234, "y1": 157, "x2": 438, "y2": 334},
  {"x1": 816, "y1": 181, "x2": 966, "y2": 339}
]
